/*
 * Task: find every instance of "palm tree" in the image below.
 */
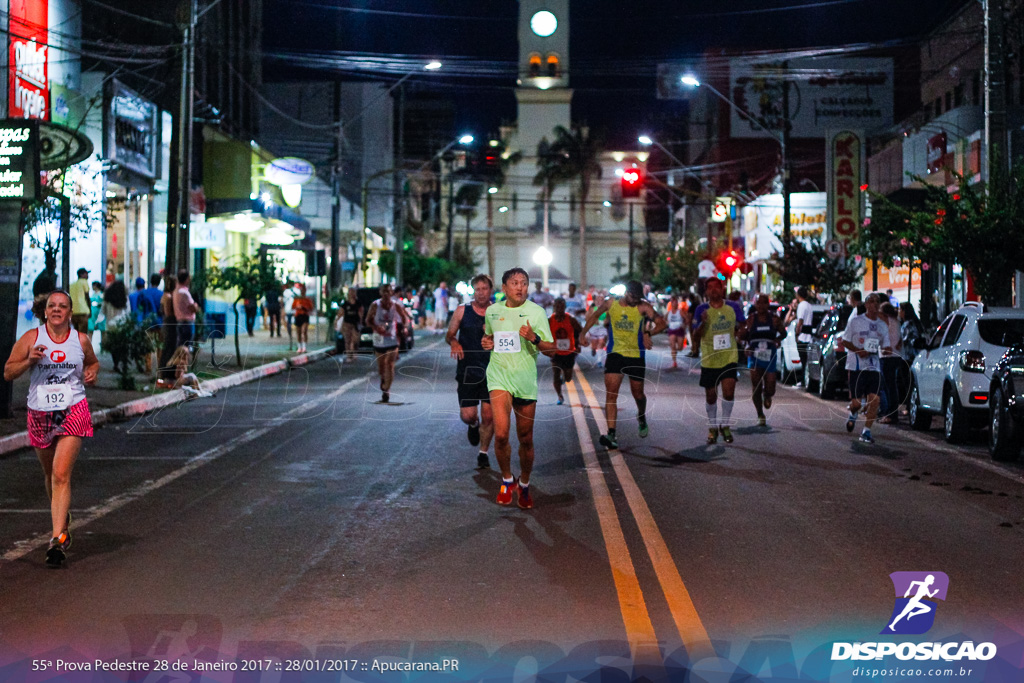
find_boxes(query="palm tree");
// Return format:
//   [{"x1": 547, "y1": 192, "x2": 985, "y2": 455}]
[{"x1": 535, "y1": 125, "x2": 603, "y2": 287}]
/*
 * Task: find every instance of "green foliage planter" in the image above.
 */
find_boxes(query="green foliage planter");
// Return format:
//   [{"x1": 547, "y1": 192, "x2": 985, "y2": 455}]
[{"x1": 103, "y1": 317, "x2": 155, "y2": 390}]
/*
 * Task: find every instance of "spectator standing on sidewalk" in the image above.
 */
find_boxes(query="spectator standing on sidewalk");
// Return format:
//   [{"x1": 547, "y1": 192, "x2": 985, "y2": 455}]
[{"x1": 172, "y1": 269, "x2": 200, "y2": 350}]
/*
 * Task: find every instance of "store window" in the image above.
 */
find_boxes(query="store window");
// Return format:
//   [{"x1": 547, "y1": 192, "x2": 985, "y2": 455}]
[
  {"x1": 528, "y1": 53, "x2": 541, "y2": 78},
  {"x1": 546, "y1": 54, "x2": 560, "y2": 78}
]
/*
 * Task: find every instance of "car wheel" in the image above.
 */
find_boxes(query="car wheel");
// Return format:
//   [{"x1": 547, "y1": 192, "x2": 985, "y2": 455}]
[
  {"x1": 989, "y1": 385, "x2": 1021, "y2": 461},
  {"x1": 818, "y1": 360, "x2": 835, "y2": 399},
  {"x1": 944, "y1": 389, "x2": 967, "y2": 444},
  {"x1": 909, "y1": 382, "x2": 931, "y2": 431},
  {"x1": 804, "y1": 360, "x2": 819, "y2": 393}
]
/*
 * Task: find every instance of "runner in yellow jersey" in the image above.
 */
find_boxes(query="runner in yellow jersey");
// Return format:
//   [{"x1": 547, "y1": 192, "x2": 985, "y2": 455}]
[
  {"x1": 481, "y1": 267, "x2": 557, "y2": 509},
  {"x1": 581, "y1": 280, "x2": 667, "y2": 450},
  {"x1": 692, "y1": 277, "x2": 746, "y2": 444}
]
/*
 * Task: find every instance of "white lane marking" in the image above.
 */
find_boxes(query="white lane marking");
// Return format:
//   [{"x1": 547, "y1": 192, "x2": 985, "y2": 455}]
[{"x1": 1, "y1": 341, "x2": 444, "y2": 562}]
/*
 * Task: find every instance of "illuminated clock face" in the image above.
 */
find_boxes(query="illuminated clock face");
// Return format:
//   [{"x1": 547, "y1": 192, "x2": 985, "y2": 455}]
[{"x1": 530, "y1": 11, "x2": 557, "y2": 37}]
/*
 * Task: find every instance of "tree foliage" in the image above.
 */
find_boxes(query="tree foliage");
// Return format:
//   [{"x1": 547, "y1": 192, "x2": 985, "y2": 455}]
[
  {"x1": 206, "y1": 253, "x2": 282, "y2": 366},
  {"x1": 769, "y1": 236, "x2": 863, "y2": 298},
  {"x1": 859, "y1": 160, "x2": 1024, "y2": 305},
  {"x1": 378, "y1": 241, "x2": 478, "y2": 288}
]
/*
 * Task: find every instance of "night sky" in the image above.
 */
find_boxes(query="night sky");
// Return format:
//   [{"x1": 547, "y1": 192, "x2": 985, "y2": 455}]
[{"x1": 262, "y1": 0, "x2": 966, "y2": 148}]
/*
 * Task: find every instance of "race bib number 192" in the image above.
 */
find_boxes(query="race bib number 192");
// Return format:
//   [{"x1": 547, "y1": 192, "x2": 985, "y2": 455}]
[
  {"x1": 37, "y1": 385, "x2": 71, "y2": 412},
  {"x1": 494, "y1": 331, "x2": 521, "y2": 354}
]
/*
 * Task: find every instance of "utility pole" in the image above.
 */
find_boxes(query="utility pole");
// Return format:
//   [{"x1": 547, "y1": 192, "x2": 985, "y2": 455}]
[
  {"x1": 167, "y1": 0, "x2": 197, "y2": 277},
  {"x1": 985, "y1": 0, "x2": 1007, "y2": 178},
  {"x1": 446, "y1": 157, "x2": 455, "y2": 261},
  {"x1": 329, "y1": 82, "x2": 342, "y2": 291},
  {"x1": 781, "y1": 61, "x2": 792, "y2": 249},
  {"x1": 395, "y1": 83, "x2": 405, "y2": 286},
  {"x1": 628, "y1": 200, "x2": 635, "y2": 276}
]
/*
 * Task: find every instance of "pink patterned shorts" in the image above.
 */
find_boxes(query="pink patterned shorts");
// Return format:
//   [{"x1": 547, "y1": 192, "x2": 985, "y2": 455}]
[{"x1": 27, "y1": 399, "x2": 93, "y2": 449}]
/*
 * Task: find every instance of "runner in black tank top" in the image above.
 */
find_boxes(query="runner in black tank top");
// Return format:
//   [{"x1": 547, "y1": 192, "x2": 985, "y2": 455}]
[
  {"x1": 446, "y1": 274, "x2": 496, "y2": 469},
  {"x1": 744, "y1": 293, "x2": 787, "y2": 426}
]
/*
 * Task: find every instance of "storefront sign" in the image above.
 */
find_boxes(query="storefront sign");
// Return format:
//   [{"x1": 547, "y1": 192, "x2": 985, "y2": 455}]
[
  {"x1": 827, "y1": 130, "x2": 863, "y2": 253},
  {"x1": 264, "y1": 157, "x2": 315, "y2": 186},
  {"x1": 191, "y1": 216, "x2": 226, "y2": 249},
  {"x1": 8, "y1": 0, "x2": 49, "y2": 120},
  {"x1": 0, "y1": 119, "x2": 40, "y2": 200},
  {"x1": 105, "y1": 79, "x2": 158, "y2": 178}
]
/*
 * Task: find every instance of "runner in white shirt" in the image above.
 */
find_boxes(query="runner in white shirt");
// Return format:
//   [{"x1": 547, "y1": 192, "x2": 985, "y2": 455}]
[
  {"x1": 841, "y1": 293, "x2": 891, "y2": 444},
  {"x1": 4, "y1": 291, "x2": 100, "y2": 567}
]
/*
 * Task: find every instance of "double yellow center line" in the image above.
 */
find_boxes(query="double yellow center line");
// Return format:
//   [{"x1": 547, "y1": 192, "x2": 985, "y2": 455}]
[{"x1": 566, "y1": 372, "x2": 713, "y2": 665}]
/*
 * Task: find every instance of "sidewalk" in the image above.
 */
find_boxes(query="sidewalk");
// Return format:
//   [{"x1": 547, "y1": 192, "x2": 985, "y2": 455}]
[{"x1": 0, "y1": 317, "x2": 335, "y2": 440}]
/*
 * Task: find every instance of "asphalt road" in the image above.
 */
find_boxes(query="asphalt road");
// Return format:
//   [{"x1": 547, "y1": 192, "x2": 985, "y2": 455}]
[{"x1": 1, "y1": 337, "x2": 1022, "y2": 682}]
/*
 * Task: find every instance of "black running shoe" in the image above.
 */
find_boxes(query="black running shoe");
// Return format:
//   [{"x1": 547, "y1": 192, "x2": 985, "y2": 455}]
[
  {"x1": 45, "y1": 538, "x2": 66, "y2": 568},
  {"x1": 467, "y1": 422, "x2": 480, "y2": 446},
  {"x1": 381, "y1": 392, "x2": 390, "y2": 403},
  {"x1": 599, "y1": 433, "x2": 619, "y2": 450},
  {"x1": 477, "y1": 452, "x2": 490, "y2": 469}
]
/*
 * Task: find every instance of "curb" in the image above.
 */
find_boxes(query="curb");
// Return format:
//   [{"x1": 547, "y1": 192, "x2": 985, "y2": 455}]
[{"x1": 0, "y1": 347, "x2": 336, "y2": 458}]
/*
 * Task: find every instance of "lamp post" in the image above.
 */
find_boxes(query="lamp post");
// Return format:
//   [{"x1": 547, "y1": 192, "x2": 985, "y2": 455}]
[
  {"x1": 426, "y1": 134, "x2": 474, "y2": 261},
  {"x1": 638, "y1": 134, "x2": 700, "y2": 243},
  {"x1": 681, "y1": 74, "x2": 792, "y2": 251}
]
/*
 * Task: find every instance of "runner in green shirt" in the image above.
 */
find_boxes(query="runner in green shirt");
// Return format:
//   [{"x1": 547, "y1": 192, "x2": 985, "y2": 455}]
[{"x1": 481, "y1": 267, "x2": 556, "y2": 509}]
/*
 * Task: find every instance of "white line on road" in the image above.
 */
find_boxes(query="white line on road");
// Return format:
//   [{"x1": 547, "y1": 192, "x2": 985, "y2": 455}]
[{"x1": 1, "y1": 341, "x2": 444, "y2": 563}]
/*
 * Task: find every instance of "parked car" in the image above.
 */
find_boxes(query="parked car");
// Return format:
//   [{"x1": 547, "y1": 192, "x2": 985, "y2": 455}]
[
  {"x1": 778, "y1": 304, "x2": 828, "y2": 383},
  {"x1": 341, "y1": 287, "x2": 415, "y2": 353},
  {"x1": 804, "y1": 304, "x2": 854, "y2": 399},
  {"x1": 989, "y1": 343, "x2": 1024, "y2": 461},
  {"x1": 908, "y1": 303, "x2": 1024, "y2": 443}
]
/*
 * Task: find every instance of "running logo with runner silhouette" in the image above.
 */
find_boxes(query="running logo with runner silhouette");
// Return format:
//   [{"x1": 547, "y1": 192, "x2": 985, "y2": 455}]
[{"x1": 882, "y1": 571, "x2": 950, "y2": 635}]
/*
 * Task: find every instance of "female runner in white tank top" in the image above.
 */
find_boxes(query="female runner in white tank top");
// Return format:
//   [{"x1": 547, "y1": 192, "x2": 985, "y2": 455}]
[{"x1": 4, "y1": 290, "x2": 99, "y2": 567}]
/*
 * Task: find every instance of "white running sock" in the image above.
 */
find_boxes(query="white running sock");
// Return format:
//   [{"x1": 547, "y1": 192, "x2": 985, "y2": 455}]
[
  {"x1": 721, "y1": 399, "x2": 734, "y2": 425},
  {"x1": 705, "y1": 402, "x2": 718, "y2": 426},
  {"x1": 518, "y1": 477, "x2": 529, "y2": 488}
]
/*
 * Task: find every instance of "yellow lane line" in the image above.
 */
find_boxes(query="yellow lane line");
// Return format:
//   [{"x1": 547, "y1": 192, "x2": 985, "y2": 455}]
[
  {"x1": 575, "y1": 371, "x2": 715, "y2": 660},
  {"x1": 564, "y1": 380, "x2": 662, "y2": 666}
]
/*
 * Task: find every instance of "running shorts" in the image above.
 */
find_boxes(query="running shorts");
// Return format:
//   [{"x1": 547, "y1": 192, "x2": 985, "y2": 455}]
[
  {"x1": 294, "y1": 314, "x2": 310, "y2": 327},
  {"x1": 699, "y1": 362, "x2": 739, "y2": 389},
  {"x1": 551, "y1": 353, "x2": 577, "y2": 374},
  {"x1": 747, "y1": 352, "x2": 778, "y2": 375},
  {"x1": 605, "y1": 352, "x2": 646, "y2": 382},
  {"x1": 28, "y1": 399, "x2": 93, "y2": 449},
  {"x1": 848, "y1": 370, "x2": 881, "y2": 399},
  {"x1": 457, "y1": 365, "x2": 490, "y2": 405}
]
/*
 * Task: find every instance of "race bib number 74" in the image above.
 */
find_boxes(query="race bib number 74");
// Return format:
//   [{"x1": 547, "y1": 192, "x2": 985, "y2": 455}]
[{"x1": 494, "y1": 331, "x2": 521, "y2": 354}]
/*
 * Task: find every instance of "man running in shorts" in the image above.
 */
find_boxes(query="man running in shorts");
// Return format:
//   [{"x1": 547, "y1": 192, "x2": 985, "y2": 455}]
[
  {"x1": 582, "y1": 279, "x2": 667, "y2": 450},
  {"x1": 693, "y1": 278, "x2": 746, "y2": 444},
  {"x1": 481, "y1": 267, "x2": 556, "y2": 509},
  {"x1": 447, "y1": 274, "x2": 496, "y2": 468},
  {"x1": 744, "y1": 293, "x2": 787, "y2": 427},
  {"x1": 841, "y1": 293, "x2": 891, "y2": 444},
  {"x1": 545, "y1": 297, "x2": 583, "y2": 405},
  {"x1": 4, "y1": 290, "x2": 100, "y2": 567},
  {"x1": 666, "y1": 294, "x2": 687, "y2": 368},
  {"x1": 365, "y1": 283, "x2": 410, "y2": 403},
  {"x1": 584, "y1": 301, "x2": 609, "y2": 367}
]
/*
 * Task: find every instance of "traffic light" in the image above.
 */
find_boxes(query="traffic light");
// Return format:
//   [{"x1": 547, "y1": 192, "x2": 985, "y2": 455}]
[
  {"x1": 621, "y1": 168, "x2": 643, "y2": 198},
  {"x1": 717, "y1": 250, "x2": 742, "y2": 277}
]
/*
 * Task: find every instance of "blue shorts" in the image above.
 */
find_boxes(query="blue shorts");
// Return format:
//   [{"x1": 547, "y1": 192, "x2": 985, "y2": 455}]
[{"x1": 747, "y1": 353, "x2": 778, "y2": 375}]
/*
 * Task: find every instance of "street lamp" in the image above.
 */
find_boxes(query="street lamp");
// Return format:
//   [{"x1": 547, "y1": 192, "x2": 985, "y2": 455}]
[
  {"x1": 680, "y1": 73, "x2": 792, "y2": 249},
  {"x1": 533, "y1": 245, "x2": 553, "y2": 289}
]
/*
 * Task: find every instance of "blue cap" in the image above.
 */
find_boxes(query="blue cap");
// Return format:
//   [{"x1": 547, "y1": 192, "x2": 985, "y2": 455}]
[{"x1": 135, "y1": 277, "x2": 146, "y2": 288}]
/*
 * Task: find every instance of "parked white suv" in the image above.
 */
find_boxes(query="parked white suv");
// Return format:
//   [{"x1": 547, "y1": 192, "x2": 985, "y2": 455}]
[
  {"x1": 909, "y1": 303, "x2": 1024, "y2": 443},
  {"x1": 778, "y1": 304, "x2": 828, "y2": 383}
]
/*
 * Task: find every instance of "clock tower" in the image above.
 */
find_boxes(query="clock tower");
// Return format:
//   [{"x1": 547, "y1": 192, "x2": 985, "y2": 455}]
[{"x1": 512, "y1": 0, "x2": 572, "y2": 165}]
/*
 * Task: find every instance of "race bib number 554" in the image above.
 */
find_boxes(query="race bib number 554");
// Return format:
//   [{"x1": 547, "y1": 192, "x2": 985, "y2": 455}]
[{"x1": 494, "y1": 331, "x2": 521, "y2": 354}]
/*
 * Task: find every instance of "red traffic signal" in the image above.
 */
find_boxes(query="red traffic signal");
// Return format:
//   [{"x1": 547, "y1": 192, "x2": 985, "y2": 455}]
[
  {"x1": 717, "y1": 249, "x2": 743, "y2": 276},
  {"x1": 621, "y1": 168, "x2": 643, "y2": 198}
]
